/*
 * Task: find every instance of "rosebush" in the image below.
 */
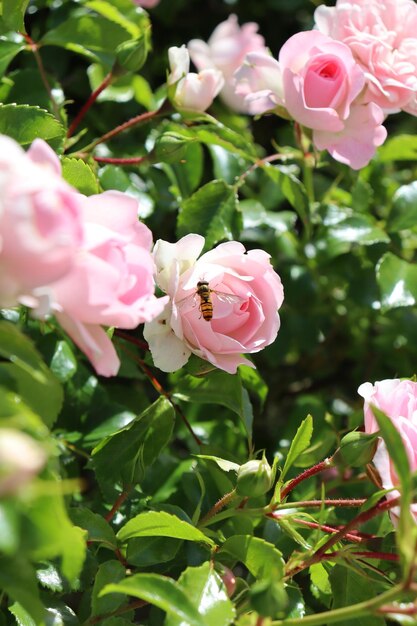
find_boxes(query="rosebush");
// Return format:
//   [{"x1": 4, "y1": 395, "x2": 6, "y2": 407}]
[{"x1": 1, "y1": 1, "x2": 417, "y2": 625}]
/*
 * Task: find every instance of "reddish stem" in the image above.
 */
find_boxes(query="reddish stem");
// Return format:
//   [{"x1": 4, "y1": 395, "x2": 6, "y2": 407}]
[
  {"x1": 349, "y1": 551, "x2": 399, "y2": 562},
  {"x1": 277, "y1": 498, "x2": 367, "y2": 509},
  {"x1": 81, "y1": 100, "x2": 172, "y2": 153},
  {"x1": 269, "y1": 513, "x2": 365, "y2": 544},
  {"x1": 114, "y1": 329, "x2": 149, "y2": 351},
  {"x1": 115, "y1": 341, "x2": 203, "y2": 447},
  {"x1": 199, "y1": 490, "x2": 236, "y2": 526},
  {"x1": 377, "y1": 605, "x2": 417, "y2": 615},
  {"x1": 67, "y1": 71, "x2": 113, "y2": 139},
  {"x1": 93, "y1": 155, "x2": 147, "y2": 165},
  {"x1": 286, "y1": 496, "x2": 400, "y2": 577},
  {"x1": 22, "y1": 33, "x2": 60, "y2": 120},
  {"x1": 280, "y1": 458, "x2": 332, "y2": 500},
  {"x1": 105, "y1": 487, "x2": 131, "y2": 522}
]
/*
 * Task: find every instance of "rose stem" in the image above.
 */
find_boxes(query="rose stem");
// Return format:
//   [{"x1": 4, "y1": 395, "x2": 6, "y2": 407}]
[
  {"x1": 67, "y1": 71, "x2": 114, "y2": 138},
  {"x1": 280, "y1": 458, "x2": 333, "y2": 500}
]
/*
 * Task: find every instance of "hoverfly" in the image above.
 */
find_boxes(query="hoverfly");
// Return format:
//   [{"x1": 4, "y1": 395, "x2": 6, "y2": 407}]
[{"x1": 177, "y1": 280, "x2": 243, "y2": 322}]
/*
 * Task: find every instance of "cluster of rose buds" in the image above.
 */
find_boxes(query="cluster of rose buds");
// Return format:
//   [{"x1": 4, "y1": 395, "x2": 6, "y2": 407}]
[{"x1": 167, "y1": 0, "x2": 417, "y2": 169}]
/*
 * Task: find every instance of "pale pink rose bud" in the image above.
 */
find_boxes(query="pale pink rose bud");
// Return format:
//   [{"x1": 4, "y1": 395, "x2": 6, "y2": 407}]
[
  {"x1": 168, "y1": 46, "x2": 224, "y2": 113},
  {"x1": 358, "y1": 379, "x2": 417, "y2": 524},
  {"x1": 31, "y1": 191, "x2": 168, "y2": 377},
  {"x1": 0, "y1": 429, "x2": 47, "y2": 496},
  {"x1": 314, "y1": 0, "x2": 417, "y2": 115},
  {"x1": 0, "y1": 136, "x2": 83, "y2": 307},
  {"x1": 188, "y1": 14, "x2": 268, "y2": 112},
  {"x1": 144, "y1": 234, "x2": 284, "y2": 374},
  {"x1": 234, "y1": 51, "x2": 284, "y2": 115}
]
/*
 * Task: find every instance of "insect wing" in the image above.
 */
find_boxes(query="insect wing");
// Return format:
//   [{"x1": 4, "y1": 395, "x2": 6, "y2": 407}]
[
  {"x1": 212, "y1": 290, "x2": 244, "y2": 305},
  {"x1": 176, "y1": 292, "x2": 198, "y2": 311}
]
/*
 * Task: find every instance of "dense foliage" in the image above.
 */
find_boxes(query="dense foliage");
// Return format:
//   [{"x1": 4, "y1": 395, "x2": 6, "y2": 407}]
[{"x1": 2, "y1": 0, "x2": 417, "y2": 625}]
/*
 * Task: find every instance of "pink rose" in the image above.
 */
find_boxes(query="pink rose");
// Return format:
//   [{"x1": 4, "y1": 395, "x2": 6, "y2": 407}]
[
  {"x1": 144, "y1": 234, "x2": 284, "y2": 374},
  {"x1": 279, "y1": 30, "x2": 365, "y2": 132},
  {"x1": 168, "y1": 46, "x2": 224, "y2": 113},
  {"x1": 0, "y1": 136, "x2": 83, "y2": 307},
  {"x1": 315, "y1": 0, "x2": 417, "y2": 114},
  {"x1": 32, "y1": 191, "x2": 167, "y2": 377},
  {"x1": 234, "y1": 52, "x2": 284, "y2": 116},
  {"x1": 358, "y1": 379, "x2": 417, "y2": 523},
  {"x1": 188, "y1": 15, "x2": 267, "y2": 112},
  {"x1": 313, "y1": 101, "x2": 387, "y2": 170}
]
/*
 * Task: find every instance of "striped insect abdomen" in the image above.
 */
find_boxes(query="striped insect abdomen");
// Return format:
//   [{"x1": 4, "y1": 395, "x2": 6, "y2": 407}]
[{"x1": 196, "y1": 281, "x2": 213, "y2": 321}]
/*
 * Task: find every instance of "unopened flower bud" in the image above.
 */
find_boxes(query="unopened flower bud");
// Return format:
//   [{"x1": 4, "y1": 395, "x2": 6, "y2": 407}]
[
  {"x1": 236, "y1": 455, "x2": 273, "y2": 498},
  {"x1": 335, "y1": 431, "x2": 379, "y2": 468},
  {"x1": 220, "y1": 566, "x2": 236, "y2": 597},
  {"x1": 116, "y1": 33, "x2": 150, "y2": 74},
  {"x1": 0, "y1": 429, "x2": 47, "y2": 496}
]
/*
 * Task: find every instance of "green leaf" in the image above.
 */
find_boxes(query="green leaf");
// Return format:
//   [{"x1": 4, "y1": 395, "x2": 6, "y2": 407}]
[
  {"x1": 388, "y1": 182, "x2": 417, "y2": 232},
  {"x1": 329, "y1": 566, "x2": 385, "y2": 626},
  {"x1": 0, "y1": 556, "x2": 45, "y2": 625},
  {"x1": 25, "y1": 493, "x2": 86, "y2": 586},
  {"x1": 0, "y1": 322, "x2": 63, "y2": 428},
  {"x1": 281, "y1": 414, "x2": 313, "y2": 482},
  {"x1": 126, "y1": 535, "x2": 181, "y2": 567},
  {"x1": 69, "y1": 507, "x2": 117, "y2": 549},
  {"x1": 195, "y1": 455, "x2": 240, "y2": 473},
  {"x1": 0, "y1": 38, "x2": 25, "y2": 77},
  {"x1": 100, "y1": 574, "x2": 206, "y2": 626},
  {"x1": 326, "y1": 216, "x2": 389, "y2": 246},
  {"x1": 61, "y1": 158, "x2": 99, "y2": 195},
  {"x1": 92, "y1": 561, "x2": 126, "y2": 617},
  {"x1": 41, "y1": 14, "x2": 132, "y2": 67},
  {"x1": 377, "y1": 252, "x2": 417, "y2": 311},
  {"x1": 186, "y1": 122, "x2": 256, "y2": 161},
  {"x1": 0, "y1": 501, "x2": 20, "y2": 555},
  {"x1": 220, "y1": 535, "x2": 284, "y2": 580},
  {"x1": 85, "y1": 0, "x2": 145, "y2": 38},
  {"x1": 92, "y1": 397, "x2": 175, "y2": 495},
  {"x1": 261, "y1": 164, "x2": 309, "y2": 222},
  {"x1": 378, "y1": 134, "x2": 417, "y2": 162},
  {"x1": 165, "y1": 562, "x2": 235, "y2": 626},
  {"x1": 177, "y1": 180, "x2": 239, "y2": 252},
  {"x1": 2, "y1": 0, "x2": 29, "y2": 32},
  {"x1": 0, "y1": 104, "x2": 64, "y2": 148},
  {"x1": 371, "y1": 406, "x2": 416, "y2": 567},
  {"x1": 117, "y1": 510, "x2": 215, "y2": 547},
  {"x1": 174, "y1": 371, "x2": 253, "y2": 444}
]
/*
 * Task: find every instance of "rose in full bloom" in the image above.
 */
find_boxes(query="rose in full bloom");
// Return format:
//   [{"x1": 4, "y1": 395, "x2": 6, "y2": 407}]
[
  {"x1": 235, "y1": 30, "x2": 387, "y2": 169},
  {"x1": 358, "y1": 378, "x2": 417, "y2": 523},
  {"x1": 188, "y1": 14, "x2": 267, "y2": 112},
  {"x1": 31, "y1": 191, "x2": 167, "y2": 377},
  {"x1": 0, "y1": 136, "x2": 83, "y2": 307},
  {"x1": 144, "y1": 234, "x2": 284, "y2": 374},
  {"x1": 314, "y1": 0, "x2": 417, "y2": 114},
  {"x1": 168, "y1": 46, "x2": 224, "y2": 113},
  {"x1": 279, "y1": 30, "x2": 365, "y2": 132}
]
